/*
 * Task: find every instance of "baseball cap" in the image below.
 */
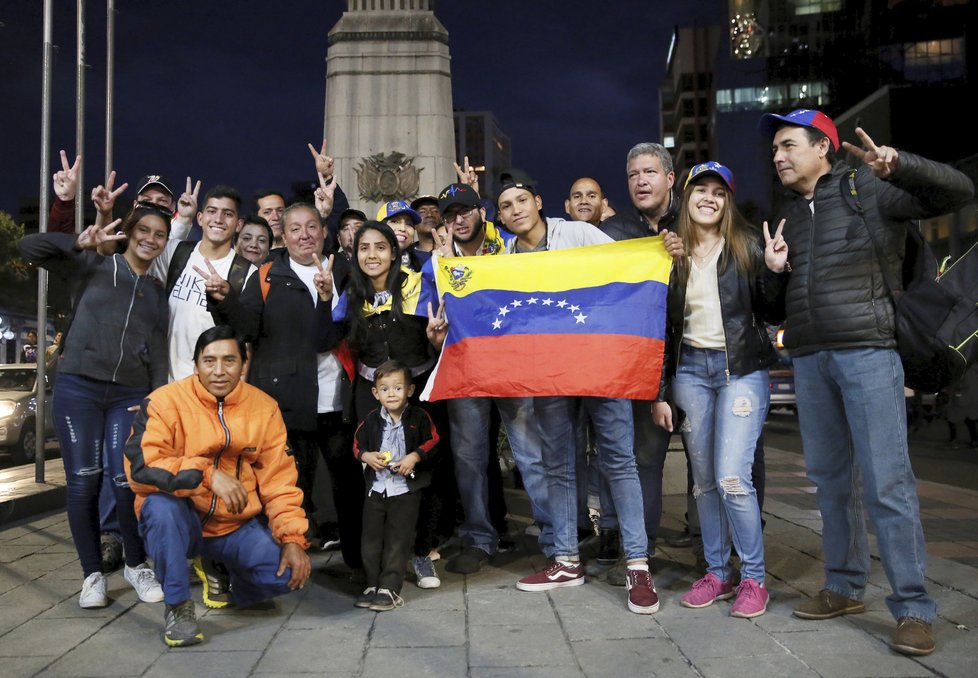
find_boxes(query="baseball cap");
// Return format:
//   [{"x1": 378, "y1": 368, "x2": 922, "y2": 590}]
[
  {"x1": 135, "y1": 175, "x2": 173, "y2": 198},
  {"x1": 496, "y1": 168, "x2": 537, "y2": 197},
  {"x1": 375, "y1": 200, "x2": 420, "y2": 225},
  {"x1": 410, "y1": 195, "x2": 439, "y2": 211},
  {"x1": 437, "y1": 183, "x2": 481, "y2": 213},
  {"x1": 758, "y1": 108, "x2": 839, "y2": 151},
  {"x1": 338, "y1": 208, "x2": 367, "y2": 226},
  {"x1": 684, "y1": 161, "x2": 735, "y2": 193}
]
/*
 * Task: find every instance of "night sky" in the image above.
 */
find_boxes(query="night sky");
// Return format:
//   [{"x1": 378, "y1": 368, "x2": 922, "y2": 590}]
[{"x1": 0, "y1": 0, "x2": 724, "y2": 223}]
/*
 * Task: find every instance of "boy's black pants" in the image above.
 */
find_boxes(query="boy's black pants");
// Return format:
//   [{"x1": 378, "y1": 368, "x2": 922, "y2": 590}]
[{"x1": 361, "y1": 490, "x2": 422, "y2": 594}]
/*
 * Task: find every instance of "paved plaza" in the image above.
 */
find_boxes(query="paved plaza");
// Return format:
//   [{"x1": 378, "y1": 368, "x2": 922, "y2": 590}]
[{"x1": 1, "y1": 446, "x2": 977, "y2": 677}]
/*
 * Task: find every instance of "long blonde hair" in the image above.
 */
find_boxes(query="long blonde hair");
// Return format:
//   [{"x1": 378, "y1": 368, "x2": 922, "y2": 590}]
[{"x1": 674, "y1": 179, "x2": 757, "y2": 285}]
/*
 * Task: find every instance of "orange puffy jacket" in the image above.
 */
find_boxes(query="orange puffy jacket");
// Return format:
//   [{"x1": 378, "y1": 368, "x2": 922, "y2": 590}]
[{"x1": 124, "y1": 375, "x2": 308, "y2": 547}]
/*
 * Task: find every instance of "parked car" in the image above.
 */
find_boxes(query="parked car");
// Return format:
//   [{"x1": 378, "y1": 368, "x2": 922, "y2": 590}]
[
  {"x1": 769, "y1": 366, "x2": 796, "y2": 410},
  {"x1": 0, "y1": 364, "x2": 55, "y2": 464}
]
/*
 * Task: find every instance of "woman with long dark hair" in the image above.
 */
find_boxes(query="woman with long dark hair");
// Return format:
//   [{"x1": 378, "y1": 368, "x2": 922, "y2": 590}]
[
  {"x1": 652, "y1": 162, "x2": 787, "y2": 618},
  {"x1": 19, "y1": 202, "x2": 171, "y2": 608}
]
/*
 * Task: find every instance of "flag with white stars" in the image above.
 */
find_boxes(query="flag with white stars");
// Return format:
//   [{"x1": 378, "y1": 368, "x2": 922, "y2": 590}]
[{"x1": 422, "y1": 238, "x2": 672, "y2": 400}]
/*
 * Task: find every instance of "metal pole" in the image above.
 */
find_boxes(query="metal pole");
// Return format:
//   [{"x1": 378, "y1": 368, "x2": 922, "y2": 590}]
[
  {"x1": 105, "y1": 0, "x2": 115, "y2": 180},
  {"x1": 74, "y1": 0, "x2": 85, "y2": 234},
  {"x1": 36, "y1": 0, "x2": 54, "y2": 483}
]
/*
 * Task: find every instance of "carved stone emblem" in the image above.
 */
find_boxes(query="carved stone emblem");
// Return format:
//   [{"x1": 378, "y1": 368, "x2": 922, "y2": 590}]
[{"x1": 355, "y1": 151, "x2": 422, "y2": 202}]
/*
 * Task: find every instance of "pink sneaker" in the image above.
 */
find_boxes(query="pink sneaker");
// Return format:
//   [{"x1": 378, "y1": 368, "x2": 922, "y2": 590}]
[
  {"x1": 516, "y1": 560, "x2": 585, "y2": 592},
  {"x1": 730, "y1": 579, "x2": 769, "y2": 618},
  {"x1": 681, "y1": 573, "x2": 735, "y2": 609}
]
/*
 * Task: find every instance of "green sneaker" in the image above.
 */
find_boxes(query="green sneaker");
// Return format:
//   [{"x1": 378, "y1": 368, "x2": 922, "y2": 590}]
[
  {"x1": 193, "y1": 556, "x2": 232, "y2": 609},
  {"x1": 163, "y1": 600, "x2": 203, "y2": 647}
]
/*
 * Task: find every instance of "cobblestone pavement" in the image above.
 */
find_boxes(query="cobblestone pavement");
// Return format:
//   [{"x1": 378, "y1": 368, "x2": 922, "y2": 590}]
[{"x1": 1, "y1": 446, "x2": 976, "y2": 677}]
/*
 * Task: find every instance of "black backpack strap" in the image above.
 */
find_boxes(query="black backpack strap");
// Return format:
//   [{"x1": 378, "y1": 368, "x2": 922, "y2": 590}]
[
  {"x1": 840, "y1": 168, "x2": 903, "y2": 297},
  {"x1": 165, "y1": 241, "x2": 196, "y2": 297}
]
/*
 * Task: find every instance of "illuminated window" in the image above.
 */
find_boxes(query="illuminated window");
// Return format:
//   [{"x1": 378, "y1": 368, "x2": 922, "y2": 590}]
[{"x1": 792, "y1": 0, "x2": 841, "y2": 16}]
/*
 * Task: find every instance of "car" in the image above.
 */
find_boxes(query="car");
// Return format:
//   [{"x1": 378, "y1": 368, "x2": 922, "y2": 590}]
[
  {"x1": 768, "y1": 366, "x2": 796, "y2": 410},
  {"x1": 0, "y1": 363, "x2": 55, "y2": 465}
]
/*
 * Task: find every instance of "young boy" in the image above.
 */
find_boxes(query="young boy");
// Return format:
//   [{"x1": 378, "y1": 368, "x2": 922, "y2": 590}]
[{"x1": 353, "y1": 360, "x2": 439, "y2": 611}]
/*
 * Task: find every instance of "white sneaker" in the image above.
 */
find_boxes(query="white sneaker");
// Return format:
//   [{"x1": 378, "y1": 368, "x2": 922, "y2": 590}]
[
  {"x1": 79, "y1": 571, "x2": 108, "y2": 609},
  {"x1": 124, "y1": 562, "x2": 164, "y2": 603}
]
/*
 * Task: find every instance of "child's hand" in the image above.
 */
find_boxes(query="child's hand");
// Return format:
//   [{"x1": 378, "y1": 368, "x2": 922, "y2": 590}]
[
  {"x1": 394, "y1": 452, "x2": 420, "y2": 477},
  {"x1": 360, "y1": 451, "x2": 387, "y2": 472}
]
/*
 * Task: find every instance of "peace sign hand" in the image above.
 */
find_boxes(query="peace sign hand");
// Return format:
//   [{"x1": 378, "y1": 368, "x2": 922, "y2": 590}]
[
  {"x1": 76, "y1": 218, "x2": 125, "y2": 254},
  {"x1": 426, "y1": 299, "x2": 448, "y2": 350},
  {"x1": 763, "y1": 219, "x2": 789, "y2": 273},
  {"x1": 314, "y1": 172, "x2": 337, "y2": 218},
  {"x1": 177, "y1": 177, "x2": 201, "y2": 220},
  {"x1": 313, "y1": 254, "x2": 334, "y2": 302},
  {"x1": 436, "y1": 223, "x2": 455, "y2": 258},
  {"x1": 842, "y1": 127, "x2": 900, "y2": 178},
  {"x1": 192, "y1": 259, "x2": 231, "y2": 301},
  {"x1": 453, "y1": 156, "x2": 480, "y2": 196},
  {"x1": 91, "y1": 171, "x2": 129, "y2": 216},
  {"x1": 308, "y1": 138, "x2": 334, "y2": 183},
  {"x1": 53, "y1": 150, "x2": 81, "y2": 202}
]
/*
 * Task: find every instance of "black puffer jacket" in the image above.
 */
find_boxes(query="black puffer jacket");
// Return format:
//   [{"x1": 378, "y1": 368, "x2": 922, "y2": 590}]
[
  {"x1": 661, "y1": 231, "x2": 787, "y2": 395},
  {"x1": 775, "y1": 154, "x2": 973, "y2": 356}
]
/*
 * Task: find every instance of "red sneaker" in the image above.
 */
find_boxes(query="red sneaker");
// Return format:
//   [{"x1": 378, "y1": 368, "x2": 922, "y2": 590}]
[
  {"x1": 516, "y1": 560, "x2": 585, "y2": 592},
  {"x1": 626, "y1": 568, "x2": 660, "y2": 614}
]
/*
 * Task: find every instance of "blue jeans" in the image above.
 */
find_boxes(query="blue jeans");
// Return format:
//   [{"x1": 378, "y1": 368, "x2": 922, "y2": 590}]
[
  {"x1": 793, "y1": 348, "x2": 935, "y2": 622},
  {"x1": 53, "y1": 373, "x2": 147, "y2": 577},
  {"x1": 537, "y1": 396, "x2": 648, "y2": 560},
  {"x1": 672, "y1": 347, "x2": 767, "y2": 583},
  {"x1": 139, "y1": 493, "x2": 296, "y2": 607},
  {"x1": 448, "y1": 396, "x2": 551, "y2": 555}
]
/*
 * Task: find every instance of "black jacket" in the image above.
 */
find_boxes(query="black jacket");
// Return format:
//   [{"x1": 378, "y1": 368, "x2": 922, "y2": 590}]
[
  {"x1": 662, "y1": 232, "x2": 787, "y2": 396},
  {"x1": 353, "y1": 404, "x2": 439, "y2": 492},
  {"x1": 774, "y1": 154, "x2": 973, "y2": 356},
  {"x1": 598, "y1": 193, "x2": 679, "y2": 242},
  {"x1": 222, "y1": 247, "x2": 350, "y2": 431}
]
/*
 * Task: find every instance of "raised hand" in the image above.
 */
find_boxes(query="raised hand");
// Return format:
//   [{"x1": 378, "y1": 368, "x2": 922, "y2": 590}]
[
  {"x1": 76, "y1": 218, "x2": 125, "y2": 253},
  {"x1": 763, "y1": 219, "x2": 789, "y2": 273},
  {"x1": 52, "y1": 150, "x2": 81, "y2": 201},
  {"x1": 91, "y1": 171, "x2": 129, "y2": 216},
  {"x1": 660, "y1": 228, "x2": 685, "y2": 259},
  {"x1": 313, "y1": 254, "x2": 334, "y2": 301},
  {"x1": 177, "y1": 176, "x2": 201, "y2": 220},
  {"x1": 308, "y1": 138, "x2": 334, "y2": 182},
  {"x1": 436, "y1": 223, "x2": 456, "y2": 258},
  {"x1": 842, "y1": 127, "x2": 900, "y2": 178},
  {"x1": 314, "y1": 172, "x2": 337, "y2": 218},
  {"x1": 426, "y1": 299, "x2": 448, "y2": 349},
  {"x1": 453, "y1": 156, "x2": 480, "y2": 195},
  {"x1": 192, "y1": 259, "x2": 231, "y2": 301}
]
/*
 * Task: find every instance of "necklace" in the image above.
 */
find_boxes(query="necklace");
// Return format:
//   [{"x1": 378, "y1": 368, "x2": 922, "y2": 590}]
[{"x1": 692, "y1": 237, "x2": 722, "y2": 263}]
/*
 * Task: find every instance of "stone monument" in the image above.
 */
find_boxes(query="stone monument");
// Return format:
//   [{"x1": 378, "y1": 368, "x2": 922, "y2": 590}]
[{"x1": 324, "y1": 0, "x2": 455, "y2": 215}]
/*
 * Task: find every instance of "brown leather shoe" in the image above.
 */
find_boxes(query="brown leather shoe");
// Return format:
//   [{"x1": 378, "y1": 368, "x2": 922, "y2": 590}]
[
  {"x1": 793, "y1": 589, "x2": 866, "y2": 619},
  {"x1": 890, "y1": 617, "x2": 935, "y2": 656}
]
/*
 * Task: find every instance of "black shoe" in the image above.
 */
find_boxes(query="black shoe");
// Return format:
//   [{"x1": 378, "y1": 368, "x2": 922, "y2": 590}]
[
  {"x1": 164, "y1": 600, "x2": 203, "y2": 647},
  {"x1": 597, "y1": 529, "x2": 621, "y2": 564},
  {"x1": 100, "y1": 533, "x2": 123, "y2": 574},
  {"x1": 368, "y1": 588, "x2": 404, "y2": 611},
  {"x1": 193, "y1": 557, "x2": 232, "y2": 609},
  {"x1": 446, "y1": 547, "x2": 490, "y2": 574},
  {"x1": 318, "y1": 521, "x2": 341, "y2": 551},
  {"x1": 355, "y1": 587, "x2": 377, "y2": 608},
  {"x1": 497, "y1": 535, "x2": 517, "y2": 553},
  {"x1": 666, "y1": 530, "x2": 694, "y2": 548}
]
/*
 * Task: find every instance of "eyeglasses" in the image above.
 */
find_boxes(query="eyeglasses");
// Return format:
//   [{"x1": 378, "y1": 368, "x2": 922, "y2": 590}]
[
  {"x1": 131, "y1": 201, "x2": 174, "y2": 220},
  {"x1": 443, "y1": 206, "x2": 477, "y2": 224}
]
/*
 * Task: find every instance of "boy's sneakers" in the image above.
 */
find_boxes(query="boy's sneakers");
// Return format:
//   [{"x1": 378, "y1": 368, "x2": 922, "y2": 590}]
[
  {"x1": 412, "y1": 555, "x2": 441, "y2": 589},
  {"x1": 681, "y1": 573, "x2": 735, "y2": 609},
  {"x1": 193, "y1": 556, "x2": 232, "y2": 609},
  {"x1": 355, "y1": 587, "x2": 377, "y2": 608},
  {"x1": 730, "y1": 579, "x2": 769, "y2": 618},
  {"x1": 163, "y1": 600, "x2": 203, "y2": 647},
  {"x1": 516, "y1": 560, "x2": 585, "y2": 592},
  {"x1": 124, "y1": 562, "x2": 165, "y2": 603},
  {"x1": 79, "y1": 571, "x2": 108, "y2": 609},
  {"x1": 369, "y1": 588, "x2": 404, "y2": 612},
  {"x1": 625, "y1": 567, "x2": 660, "y2": 614}
]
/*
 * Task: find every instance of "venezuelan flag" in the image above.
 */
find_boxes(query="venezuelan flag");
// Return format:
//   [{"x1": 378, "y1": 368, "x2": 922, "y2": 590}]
[{"x1": 422, "y1": 238, "x2": 671, "y2": 401}]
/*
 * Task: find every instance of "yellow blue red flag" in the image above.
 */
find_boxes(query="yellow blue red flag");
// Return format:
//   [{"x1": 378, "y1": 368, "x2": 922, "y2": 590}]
[{"x1": 422, "y1": 237, "x2": 672, "y2": 400}]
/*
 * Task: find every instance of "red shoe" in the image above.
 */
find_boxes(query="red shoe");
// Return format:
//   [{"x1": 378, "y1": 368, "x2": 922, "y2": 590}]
[
  {"x1": 626, "y1": 568, "x2": 660, "y2": 614},
  {"x1": 516, "y1": 560, "x2": 585, "y2": 592}
]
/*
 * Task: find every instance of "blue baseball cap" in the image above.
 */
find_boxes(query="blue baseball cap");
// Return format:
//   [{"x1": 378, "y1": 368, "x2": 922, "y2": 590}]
[
  {"x1": 375, "y1": 200, "x2": 421, "y2": 225},
  {"x1": 684, "y1": 161, "x2": 735, "y2": 193},
  {"x1": 758, "y1": 108, "x2": 840, "y2": 151}
]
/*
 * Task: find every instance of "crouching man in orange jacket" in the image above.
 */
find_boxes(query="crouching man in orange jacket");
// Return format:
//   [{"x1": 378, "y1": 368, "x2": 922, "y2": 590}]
[{"x1": 125, "y1": 325, "x2": 311, "y2": 647}]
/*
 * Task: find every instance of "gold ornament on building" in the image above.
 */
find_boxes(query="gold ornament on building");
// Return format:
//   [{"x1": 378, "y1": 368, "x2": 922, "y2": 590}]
[{"x1": 355, "y1": 151, "x2": 423, "y2": 202}]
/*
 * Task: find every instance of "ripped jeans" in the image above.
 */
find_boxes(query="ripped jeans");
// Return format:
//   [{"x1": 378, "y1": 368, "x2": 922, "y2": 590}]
[
  {"x1": 53, "y1": 373, "x2": 148, "y2": 577},
  {"x1": 671, "y1": 347, "x2": 768, "y2": 583}
]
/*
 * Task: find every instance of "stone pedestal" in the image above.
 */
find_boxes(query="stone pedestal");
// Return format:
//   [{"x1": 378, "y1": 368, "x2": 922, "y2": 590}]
[{"x1": 324, "y1": 0, "x2": 455, "y2": 216}]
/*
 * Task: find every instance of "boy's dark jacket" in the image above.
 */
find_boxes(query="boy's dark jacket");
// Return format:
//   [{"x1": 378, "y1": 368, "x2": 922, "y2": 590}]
[{"x1": 353, "y1": 404, "x2": 439, "y2": 492}]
